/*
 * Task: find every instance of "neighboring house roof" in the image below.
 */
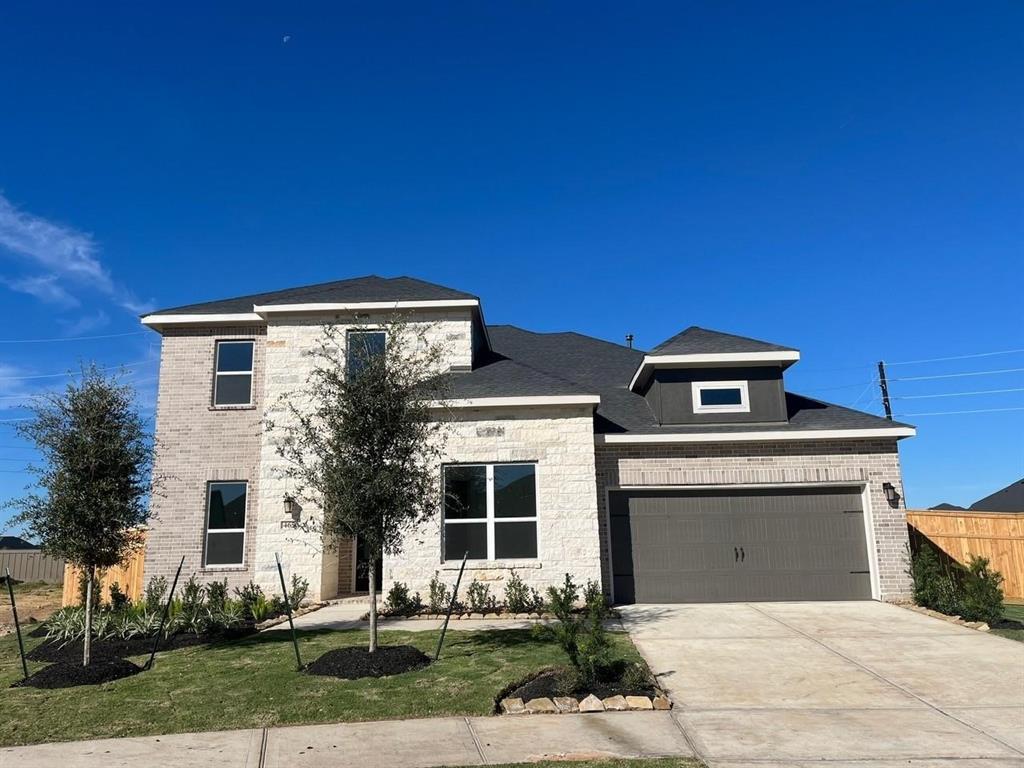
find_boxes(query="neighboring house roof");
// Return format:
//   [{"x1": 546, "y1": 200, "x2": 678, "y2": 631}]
[
  {"x1": 149, "y1": 275, "x2": 478, "y2": 316},
  {"x1": 929, "y1": 502, "x2": 968, "y2": 511},
  {"x1": 970, "y1": 478, "x2": 1024, "y2": 513},
  {"x1": 0, "y1": 536, "x2": 37, "y2": 550},
  {"x1": 454, "y1": 325, "x2": 912, "y2": 440},
  {"x1": 650, "y1": 326, "x2": 798, "y2": 356}
]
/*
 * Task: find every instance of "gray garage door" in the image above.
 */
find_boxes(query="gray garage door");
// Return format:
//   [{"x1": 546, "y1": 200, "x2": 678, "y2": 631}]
[{"x1": 610, "y1": 487, "x2": 872, "y2": 603}]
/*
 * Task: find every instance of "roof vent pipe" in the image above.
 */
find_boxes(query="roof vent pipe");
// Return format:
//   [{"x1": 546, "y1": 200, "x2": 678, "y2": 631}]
[{"x1": 625, "y1": 334, "x2": 634, "y2": 349}]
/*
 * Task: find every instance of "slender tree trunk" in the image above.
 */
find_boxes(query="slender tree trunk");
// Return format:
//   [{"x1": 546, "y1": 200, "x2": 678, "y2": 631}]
[
  {"x1": 368, "y1": 557, "x2": 378, "y2": 653},
  {"x1": 83, "y1": 565, "x2": 94, "y2": 667}
]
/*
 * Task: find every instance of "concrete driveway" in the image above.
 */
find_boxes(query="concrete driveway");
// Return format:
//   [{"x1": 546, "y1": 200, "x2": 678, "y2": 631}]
[{"x1": 620, "y1": 601, "x2": 1024, "y2": 767}]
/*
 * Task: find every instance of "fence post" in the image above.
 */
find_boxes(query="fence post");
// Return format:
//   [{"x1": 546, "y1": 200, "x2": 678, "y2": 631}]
[
  {"x1": 4, "y1": 568, "x2": 29, "y2": 680},
  {"x1": 434, "y1": 552, "x2": 469, "y2": 662},
  {"x1": 144, "y1": 555, "x2": 185, "y2": 671},
  {"x1": 275, "y1": 553, "x2": 303, "y2": 671}
]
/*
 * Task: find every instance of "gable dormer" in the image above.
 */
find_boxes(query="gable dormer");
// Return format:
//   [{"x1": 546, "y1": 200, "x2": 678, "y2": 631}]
[{"x1": 630, "y1": 327, "x2": 800, "y2": 425}]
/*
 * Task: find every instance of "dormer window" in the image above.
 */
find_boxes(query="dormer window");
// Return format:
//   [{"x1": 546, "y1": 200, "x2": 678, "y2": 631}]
[{"x1": 692, "y1": 380, "x2": 750, "y2": 414}]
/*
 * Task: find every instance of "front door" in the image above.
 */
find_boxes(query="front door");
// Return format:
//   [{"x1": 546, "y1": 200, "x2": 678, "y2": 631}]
[{"x1": 355, "y1": 536, "x2": 383, "y2": 593}]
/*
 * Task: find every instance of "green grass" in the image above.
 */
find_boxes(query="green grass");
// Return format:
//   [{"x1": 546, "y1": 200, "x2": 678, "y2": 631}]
[
  {"x1": 0, "y1": 627, "x2": 644, "y2": 747},
  {"x1": 992, "y1": 602, "x2": 1024, "y2": 642}
]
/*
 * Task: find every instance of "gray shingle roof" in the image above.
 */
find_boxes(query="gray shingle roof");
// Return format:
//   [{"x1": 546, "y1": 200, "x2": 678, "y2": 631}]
[
  {"x1": 970, "y1": 478, "x2": 1024, "y2": 513},
  {"x1": 455, "y1": 325, "x2": 911, "y2": 436},
  {"x1": 650, "y1": 326, "x2": 797, "y2": 356},
  {"x1": 151, "y1": 275, "x2": 477, "y2": 315}
]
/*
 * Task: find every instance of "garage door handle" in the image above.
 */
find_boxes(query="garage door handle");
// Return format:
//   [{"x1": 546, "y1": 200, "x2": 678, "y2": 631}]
[
  {"x1": 734, "y1": 547, "x2": 740, "y2": 562},
  {"x1": 740, "y1": 547, "x2": 745, "y2": 562}
]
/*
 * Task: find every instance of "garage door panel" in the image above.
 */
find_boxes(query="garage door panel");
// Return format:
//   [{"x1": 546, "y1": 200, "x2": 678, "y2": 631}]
[{"x1": 611, "y1": 487, "x2": 872, "y2": 603}]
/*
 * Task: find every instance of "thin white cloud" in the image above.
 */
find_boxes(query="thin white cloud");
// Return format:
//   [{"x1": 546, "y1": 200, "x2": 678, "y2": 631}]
[
  {"x1": 1, "y1": 274, "x2": 80, "y2": 307},
  {"x1": 0, "y1": 192, "x2": 151, "y2": 314},
  {"x1": 58, "y1": 309, "x2": 110, "y2": 337}
]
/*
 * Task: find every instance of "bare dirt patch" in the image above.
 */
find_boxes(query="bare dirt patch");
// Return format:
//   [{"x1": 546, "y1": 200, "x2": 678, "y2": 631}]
[{"x1": 1, "y1": 582, "x2": 63, "y2": 635}]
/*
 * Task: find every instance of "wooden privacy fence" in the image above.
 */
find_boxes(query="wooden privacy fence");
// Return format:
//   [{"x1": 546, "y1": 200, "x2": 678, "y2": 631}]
[
  {"x1": 907, "y1": 509, "x2": 1024, "y2": 600},
  {"x1": 0, "y1": 549, "x2": 65, "y2": 583},
  {"x1": 61, "y1": 544, "x2": 146, "y2": 607}
]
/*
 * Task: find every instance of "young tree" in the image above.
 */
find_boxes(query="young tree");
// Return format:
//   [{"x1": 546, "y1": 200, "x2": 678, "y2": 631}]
[
  {"x1": 272, "y1": 318, "x2": 451, "y2": 652},
  {"x1": 9, "y1": 365, "x2": 153, "y2": 666}
]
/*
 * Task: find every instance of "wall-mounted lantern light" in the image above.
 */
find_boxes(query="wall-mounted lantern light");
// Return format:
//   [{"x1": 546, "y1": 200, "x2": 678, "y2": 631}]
[
  {"x1": 283, "y1": 495, "x2": 301, "y2": 521},
  {"x1": 882, "y1": 482, "x2": 901, "y2": 508}
]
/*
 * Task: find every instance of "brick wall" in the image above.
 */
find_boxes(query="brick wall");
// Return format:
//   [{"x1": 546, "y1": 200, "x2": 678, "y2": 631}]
[
  {"x1": 386, "y1": 405, "x2": 604, "y2": 599},
  {"x1": 595, "y1": 438, "x2": 913, "y2": 602},
  {"x1": 145, "y1": 326, "x2": 266, "y2": 594}
]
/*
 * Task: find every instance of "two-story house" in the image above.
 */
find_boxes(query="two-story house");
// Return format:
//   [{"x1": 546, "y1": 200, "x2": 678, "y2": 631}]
[{"x1": 142, "y1": 275, "x2": 916, "y2": 604}]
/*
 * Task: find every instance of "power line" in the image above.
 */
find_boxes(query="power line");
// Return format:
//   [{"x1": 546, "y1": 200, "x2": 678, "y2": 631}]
[
  {"x1": 895, "y1": 387, "x2": 1024, "y2": 400},
  {"x1": 0, "y1": 330, "x2": 147, "y2": 344},
  {"x1": 895, "y1": 406, "x2": 1024, "y2": 417},
  {"x1": 892, "y1": 367, "x2": 1024, "y2": 382},
  {"x1": 0, "y1": 376, "x2": 159, "y2": 402},
  {"x1": 0, "y1": 360, "x2": 157, "y2": 382},
  {"x1": 886, "y1": 347, "x2": 1024, "y2": 366}
]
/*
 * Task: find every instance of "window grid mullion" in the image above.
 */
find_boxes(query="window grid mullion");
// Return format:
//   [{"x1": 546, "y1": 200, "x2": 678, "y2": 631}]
[{"x1": 486, "y1": 464, "x2": 495, "y2": 560}]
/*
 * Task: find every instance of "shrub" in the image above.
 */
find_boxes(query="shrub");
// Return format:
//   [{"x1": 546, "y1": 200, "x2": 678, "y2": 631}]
[
  {"x1": 251, "y1": 593, "x2": 272, "y2": 623},
  {"x1": 108, "y1": 582, "x2": 130, "y2": 612},
  {"x1": 960, "y1": 555, "x2": 1004, "y2": 624},
  {"x1": 909, "y1": 543, "x2": 1005, "y2": 624},
  {"x1": 504, "y1": 570, "x2": 544, "y2": 614},
  {"x1": 45, "y1": 607, "x2": 86, "y2": 645},
  {"x1": 288, "y1": 574, "x2": 310, "y2": 611},
  {"x1": 428, "y1": 571, "x2": 452, "y2": 613},
  {"x1": 539, "y1": 573, "x2": 611, "y2": 685},
  {"x1": 206, "y1": 579, "x2": 228, "y2": 613},
  {"x1": 466, "y1": 578, "x2": 497, "y2": 613},
  {"x1": 234, "y1": 581, "x2": 265, "y2": 620},
  {"x1": 554, "y1": 665, "x2": 582, "y2": 696},
  {"x1": 144, "y1": 575, "x2": 168, "y2": 612},
  {"x1": 583, "y1": 579, "x2": 608, "y2": 618},
  {"x1": 384, "y1": 581, "x2": 423, "y2": 616},
  {"x1": 621, "y1": 661, "x2": 653, "y2": 691}
]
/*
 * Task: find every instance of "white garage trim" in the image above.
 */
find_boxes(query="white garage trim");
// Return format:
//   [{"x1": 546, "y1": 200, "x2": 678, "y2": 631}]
[
  {"x1": 603, "y1": 481, "x2": 880, "y2": 604},
  {"x1": 595, "y1": 426, "x2": 916, "y2": 444}
]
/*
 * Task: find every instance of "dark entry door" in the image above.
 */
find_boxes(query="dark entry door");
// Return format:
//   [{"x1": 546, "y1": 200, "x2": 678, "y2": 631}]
[
  {"x1": 610, "y1": 487, "x2": 871, "y2": 603},
  {"x1": 355, "y1": 536, "x2": 383, "y2": 593}
]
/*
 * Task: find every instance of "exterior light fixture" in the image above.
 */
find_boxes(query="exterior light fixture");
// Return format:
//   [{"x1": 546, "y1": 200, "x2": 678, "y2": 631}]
[
  {"x1": 284, "y1": 495, "x2": 301, "y2": 520},
  {"x1": 882, "y1": 482, "x2": 900, "y2": 508}
]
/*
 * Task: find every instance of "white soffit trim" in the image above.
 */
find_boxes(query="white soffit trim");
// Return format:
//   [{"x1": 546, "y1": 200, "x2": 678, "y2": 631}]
[
  {"x1": 141, "y1": 313, "x2": 264, "y2": 327},
  {"x1": 253, "y1": 299, "x2": 480, "y2": 314},
  {"x1": 595, "y1": 426, "x2": 916, "y2": 444},
  {"x1": 432, "y1": 395, "x2": 601, "y2": 408},
  {"x1": 628, "y1": 350, "x2": 802, "y2": 391}
]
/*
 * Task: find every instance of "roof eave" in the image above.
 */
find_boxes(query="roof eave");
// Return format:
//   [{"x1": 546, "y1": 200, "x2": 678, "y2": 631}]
[
  {"x1": 627, "y1": 350, "x2": 802, "y2": 392},
  {"x1": 595, "y1": 425, "x2": 916, "y2": 445}
]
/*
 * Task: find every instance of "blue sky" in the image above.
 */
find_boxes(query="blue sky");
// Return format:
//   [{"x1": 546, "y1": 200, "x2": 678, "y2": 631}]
[{"x1": 1, "y1": 2, "x2": 1021, "y2": 532}]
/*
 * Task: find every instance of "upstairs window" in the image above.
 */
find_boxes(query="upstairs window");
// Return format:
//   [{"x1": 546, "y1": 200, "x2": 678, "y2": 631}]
[
  {"x1": 213, "y1": 340, "x2": 254, "y2": 406},
  {"x1": 443, "y1": 463, "x2": 538, "y2": 561},
  {"x1": 346, "y1": 331, "x2": 386, "y2": 378},
  {"x1": 204, "y1": 481, "x2": 247, "y2": 567},
  {"x1": 691, "y1": 380, "x2": 750, "y2": 414}
]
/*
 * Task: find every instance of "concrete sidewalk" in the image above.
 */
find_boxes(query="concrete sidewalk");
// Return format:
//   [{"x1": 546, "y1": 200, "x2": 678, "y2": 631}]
[{"x1": 2, "y1": 712, "x2": 696, "y2": 768}]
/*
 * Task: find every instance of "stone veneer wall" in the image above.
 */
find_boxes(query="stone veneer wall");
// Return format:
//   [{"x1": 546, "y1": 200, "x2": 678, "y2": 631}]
[
  {"x1": 386, "y1": 406, "x2": 603, "y2": 599},
  {"x1": 594, "y1": 438, "x2": 913, "y2": 602},
  {"x1": 254, "y1": 310, "x2": 476, "y2": 601},
  {"x1": 145, "y1": 326, "x2": 266, "y2": 593}
]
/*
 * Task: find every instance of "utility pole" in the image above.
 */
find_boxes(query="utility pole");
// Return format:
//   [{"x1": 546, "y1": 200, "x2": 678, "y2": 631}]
[{"x1": 877, "y1": 361, "x2": 893, "y2": 420}]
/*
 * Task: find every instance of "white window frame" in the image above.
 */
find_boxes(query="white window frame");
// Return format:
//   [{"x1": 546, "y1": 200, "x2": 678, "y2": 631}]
[
  {"x1": 213, "y1": 340, "x2": 255, "y2": 407},
  {"x1": 691, "y1": 380, "x2": 750, "y2": 414},
  {"x1": 442, "y1": 462, "x2": 539, "y2": 562},
  {"x1": 203, "y1": 481, "x2": 248, "y2": 568}
]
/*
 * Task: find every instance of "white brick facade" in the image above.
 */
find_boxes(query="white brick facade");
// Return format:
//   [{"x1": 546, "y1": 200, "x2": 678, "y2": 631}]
[{"x1": 386, "y1": 406, "x2": 603, "y2": 599}]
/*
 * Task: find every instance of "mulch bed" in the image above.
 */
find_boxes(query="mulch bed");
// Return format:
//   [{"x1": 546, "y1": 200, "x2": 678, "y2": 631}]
[
  {"x1": 12, "y1": 658, "x2": 142, "y2": 689},
  {"x1": 26, "y1": 629, "x2": 252, "y2": 664},
  {"x1": 505, "y1": 667, "x2": 657, "y2": 703},
  {"x1": 305, "y1": 645, "x2": 431, "y2": 680},
  {"x1": 992, "y1": 618, "x2": 1024, "y2": 631}
]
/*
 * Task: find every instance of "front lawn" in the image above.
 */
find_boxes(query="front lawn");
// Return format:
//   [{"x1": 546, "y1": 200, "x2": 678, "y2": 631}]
[
  {"x1": 992, "y1": 602, "x2": 1024, "y2": 642},
  {"x1": 0, "y1": 627, "x2": 644, "y2": 747}
]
